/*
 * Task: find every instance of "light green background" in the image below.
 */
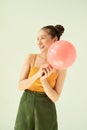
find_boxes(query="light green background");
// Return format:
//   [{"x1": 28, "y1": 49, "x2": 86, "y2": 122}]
[{"x1": 0, "y1": 0, "x2": 87, "y2": 130}]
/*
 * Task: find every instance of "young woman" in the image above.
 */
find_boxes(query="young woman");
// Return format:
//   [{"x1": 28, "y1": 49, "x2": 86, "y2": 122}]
[{"x1": 14, "y1": 24, "x2": 67, "y2": 130}]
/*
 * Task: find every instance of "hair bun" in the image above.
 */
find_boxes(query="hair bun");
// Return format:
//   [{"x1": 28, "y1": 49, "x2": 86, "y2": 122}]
[{"x1": 55, "y1": 24, "x2": 65, "y2": 36}]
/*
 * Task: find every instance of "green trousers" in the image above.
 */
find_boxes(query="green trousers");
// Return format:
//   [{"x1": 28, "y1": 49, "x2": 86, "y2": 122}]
[{"x1": 14, "y1": 89, "x2": 58, "y2": 130}]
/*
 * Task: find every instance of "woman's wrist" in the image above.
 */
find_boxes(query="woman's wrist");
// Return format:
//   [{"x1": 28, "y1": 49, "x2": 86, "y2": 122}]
[
  {"x1": 36, "y1": 71, "x2": 42, "y2": 79},
  {"x1": 40, "y1": 78, "x2": 47, "y2": 83}
]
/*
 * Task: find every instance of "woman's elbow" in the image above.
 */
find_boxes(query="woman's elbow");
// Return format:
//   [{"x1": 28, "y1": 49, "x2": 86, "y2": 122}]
[
  {"x1": 18, "y1": 81, "x2": 23, "y2": 90},
  {"x1": 52, "y1": 94, "x2": 59, "y2": 103}
]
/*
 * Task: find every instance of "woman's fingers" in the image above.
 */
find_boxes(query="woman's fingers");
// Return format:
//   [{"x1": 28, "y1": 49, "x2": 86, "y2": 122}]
[
  {"x1": 42, "y1": 66, "x2": 53, "y2": 76},
  {"x1": 46, "y1": 65, "x2": 53, "y2": 73},
  {"x1": 39, "y1": 64, "x2": 55, "y2": 79},
  {"x1": 42, "y1": 68, "x2": 47, "y2": 76}
]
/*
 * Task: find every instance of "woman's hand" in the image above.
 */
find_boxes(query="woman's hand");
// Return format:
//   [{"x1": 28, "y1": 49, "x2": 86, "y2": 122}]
[{"x1": 37, "y1": 64, "x2": 54, "y2": 80}]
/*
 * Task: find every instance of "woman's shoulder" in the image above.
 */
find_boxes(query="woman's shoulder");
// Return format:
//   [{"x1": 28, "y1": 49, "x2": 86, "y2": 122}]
[
  {"x1": 25, "y1": 53, "x2": 37, "y2": 59},
  {"x1": 24, "y1": 53, "x2": 39, "y2": 63},
  {"x1": 54, "y1": 68, "x2": 67, "y2": 76}
]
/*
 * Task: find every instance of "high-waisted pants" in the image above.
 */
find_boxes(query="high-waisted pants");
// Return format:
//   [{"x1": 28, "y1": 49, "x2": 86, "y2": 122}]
[{"x1": 14, "y1": 89, "x2": 58, "y2": 130}]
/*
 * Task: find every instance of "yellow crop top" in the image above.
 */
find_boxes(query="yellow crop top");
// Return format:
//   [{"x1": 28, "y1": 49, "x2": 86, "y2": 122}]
[{"x1": 27, "y1": 54, "x2": 59, "y2": 92}]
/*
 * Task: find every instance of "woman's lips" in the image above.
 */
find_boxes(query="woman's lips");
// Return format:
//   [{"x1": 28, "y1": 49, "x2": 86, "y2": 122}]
[{"x1": 39, "y1": 45, "x2": 44, "y2": 49}]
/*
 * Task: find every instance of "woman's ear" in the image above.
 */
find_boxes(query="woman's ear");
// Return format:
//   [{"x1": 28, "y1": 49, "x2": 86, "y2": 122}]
[{"x1": 53, "y1": 36, "x2": 58, "y2": 42}]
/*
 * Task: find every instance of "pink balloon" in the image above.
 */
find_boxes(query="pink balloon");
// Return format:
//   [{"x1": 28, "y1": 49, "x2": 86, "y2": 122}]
[{"x1": 47, "y1": 40, "x2": 77, "y2": 69}]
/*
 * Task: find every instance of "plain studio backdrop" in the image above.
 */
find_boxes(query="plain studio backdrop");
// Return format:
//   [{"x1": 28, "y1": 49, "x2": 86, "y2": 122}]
[{"x1": 0, "y1": 0, "x2": 87, "y2": 130}]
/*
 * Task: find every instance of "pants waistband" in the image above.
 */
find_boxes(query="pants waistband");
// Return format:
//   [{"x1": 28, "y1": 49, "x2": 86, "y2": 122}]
[{"x1": 25, "y1": 89, "x2": 47, "y2": 97}]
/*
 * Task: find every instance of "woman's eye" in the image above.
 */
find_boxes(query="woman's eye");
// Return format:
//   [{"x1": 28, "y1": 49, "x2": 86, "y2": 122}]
[
  {"x1": 37, "y1": 37, "x2": 45, "y2": 40},
  {"x1": 41, "y1": 37, "x2": 45, "y2": 39}
]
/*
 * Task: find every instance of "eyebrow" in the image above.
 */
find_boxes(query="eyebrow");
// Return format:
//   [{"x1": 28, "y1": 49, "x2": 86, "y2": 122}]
[
  {"x1": 41, "y1": 35, "x2": 46, "y2": 36},
  {"x1": 37, "y1": 35, "x2": 46, "y2": 38}
]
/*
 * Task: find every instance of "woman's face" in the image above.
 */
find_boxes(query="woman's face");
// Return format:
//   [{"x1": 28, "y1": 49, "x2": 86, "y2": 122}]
[{"x1": 37, "y1": 29, "x2": 58, "y2": 53}]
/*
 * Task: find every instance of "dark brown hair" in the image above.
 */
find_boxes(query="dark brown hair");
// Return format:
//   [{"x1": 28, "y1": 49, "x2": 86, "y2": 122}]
[{"x1": 41, "y1": 24, "x2": 65, "y2": 40}]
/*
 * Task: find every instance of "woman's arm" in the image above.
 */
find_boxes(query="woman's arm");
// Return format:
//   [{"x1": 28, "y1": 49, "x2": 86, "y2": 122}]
[
  {"x1": 40, "y1": 69, "x2": 67, "y2": 103},
  {"x1": 18, "y1": 54, "x2": 41, "y2": 90}
]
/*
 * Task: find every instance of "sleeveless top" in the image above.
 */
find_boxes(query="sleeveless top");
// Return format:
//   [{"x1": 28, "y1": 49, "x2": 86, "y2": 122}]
[{"x1": 27, "y1": 54, "x2": 59, "y2": 92}]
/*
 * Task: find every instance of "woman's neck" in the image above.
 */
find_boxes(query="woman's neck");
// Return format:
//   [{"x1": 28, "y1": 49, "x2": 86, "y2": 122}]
[{"x1": 39, "y1": 53, "x2": 47, "y2": 60}]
